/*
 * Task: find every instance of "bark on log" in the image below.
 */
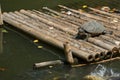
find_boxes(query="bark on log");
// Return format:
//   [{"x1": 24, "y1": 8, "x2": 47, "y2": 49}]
[
  {"x1": 88, "y1": 7, "x2": 120, "y2": 19},
  {"x1": 58, "y1": 5, "x2": 108, "y2": 23},
  {"x1": 87, "y1": 37, "x2": 119, "y2": 53},
  {"x1": 58, "y1": 5, "x2": 120, "y2": 30},
  {"x1": 3, "y1": 12, "x2": 108, "y2": 61},
  {"x1": 0, "y1": 5, "x2": 3, "y2": 25},
  {"x1": 72, "y1": 57, "x2": 120, "y2": 67},
  {"x1": 80, "y1": 40, "x2": 108, "y2": 59},
  {"x1": 43, "y1": 7, "x2": 84, "y2": 25},
  {"x1": 100, "y1": 35, "x2": 120, "y2": 46},
  {"x1": 33, "y1": 60, "x2": 64, "y2": 68},
  {"x1": 20, "y1": 9, "x2": 77, "y2": 35},
  {"x1": 64, "y1": 42, "x2": 74, "y2": 64},
  {"x1": 28, "y1": 10, "x2": 78, "y2": 31},
  {"x1": 4, "y1": 12, "x2": 114, "y2": 61}
]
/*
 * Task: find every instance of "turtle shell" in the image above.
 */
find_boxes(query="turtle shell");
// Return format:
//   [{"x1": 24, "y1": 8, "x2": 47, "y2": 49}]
[{"x1": 81, "y1": 20, "x2": 105, "y2": 34}]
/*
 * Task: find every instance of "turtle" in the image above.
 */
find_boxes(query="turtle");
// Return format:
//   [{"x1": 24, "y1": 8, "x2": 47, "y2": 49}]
[{"x1": 75, "y1": 20, "x2": 113, "y2": 40}]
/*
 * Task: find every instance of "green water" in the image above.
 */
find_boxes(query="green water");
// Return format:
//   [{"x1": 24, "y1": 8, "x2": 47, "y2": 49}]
[{"x1": 0, "y1": 0, "x2": 120, "y2": 80}]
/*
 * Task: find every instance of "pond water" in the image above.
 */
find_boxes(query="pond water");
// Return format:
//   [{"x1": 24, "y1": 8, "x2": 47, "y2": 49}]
[{"x1": 0, "y1": 0, "x2": 120, "y2": 80}]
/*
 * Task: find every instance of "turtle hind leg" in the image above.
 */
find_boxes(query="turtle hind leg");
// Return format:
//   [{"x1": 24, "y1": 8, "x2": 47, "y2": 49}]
[{"x1": 75, "y1": 33, "x2": 88, "y2": 40}]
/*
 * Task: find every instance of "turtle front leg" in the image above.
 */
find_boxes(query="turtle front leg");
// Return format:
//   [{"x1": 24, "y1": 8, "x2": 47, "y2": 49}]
[
  {"x1": 85, "y1": 33, "x2": 91, "y2": 41},
  {"x1": 75, "y1": 32, "x2": 88, "y2": 40}
]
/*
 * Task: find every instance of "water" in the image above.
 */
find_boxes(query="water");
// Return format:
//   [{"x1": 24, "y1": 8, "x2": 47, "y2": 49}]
[
  {"x1": 0, "y1": 0, "x2": 120, "y2": 80},
  {"x1": 91, "y1": 64, "x2": 120, "y2": 80}
]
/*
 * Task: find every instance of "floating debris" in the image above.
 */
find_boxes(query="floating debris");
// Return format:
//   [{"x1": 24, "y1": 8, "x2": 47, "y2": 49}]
[
  {"x1": 2, "y1": 29, "x2": 8, "y2": 33},
  {"x1": 33, "y1": 39, "x2": 39, "y2": 43},
  {"x1": 49, "y1": 65, "x2": 53, "y2": 68},
  {"x1": 82, "y1": 5, "x2": 88, "y2": 8},
  {"x1": 0, "y1": 67, "x2": 6, "y2": 71},
  {"x1": 37, "y1": 46, "x2": 43, "y2": 49}
]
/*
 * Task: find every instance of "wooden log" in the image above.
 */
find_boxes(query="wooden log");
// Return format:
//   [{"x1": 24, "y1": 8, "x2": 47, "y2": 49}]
[
  {"x1": 114, "y1": 31, "x2": 120, "y2": 38},
  {"x1": 58, "y1": 5, "x2": 108, "y2": 23},
  {"x1": 88, "y1": 10, "x2": 120, "y2": 30},
  {"x1": 13, "y1": 10, "x2": 108, "y2": 59},
  {"x1": 3, "y1": 13, "x2": 94, "y2": 62},
  {"x1": 31, "y1": 10, "x2": 79, "y2": 29},
  {"x1": 72, "y1": 57, "x2": 120, "y2": 67},
  {"x1": 88, "y1": 7, "x2": 120, "y2": 19},
  {"x1": 4, "y1": 12, "x2": 104, "y2": 61},
  {"x1": 33, "y1": 60, "x2": 64, "y2": 68},
  {"x1": 7, "y1": 12, "x2": 40, "y2": 30},
  {"x1": 108, "y1": 34, "x2": 120, "y2": 41},
  {"x1": 0, "y1": 5, "x2": 3, "y2": 25},
  {"x1": 0, "y1": 5, "x2": 3, "y2": 54},
  {"x1": 9, "y1": 12, "x2": 75, "y2": 42},
  {"x1": 19, "y1": 9, "x2": 77, "y2": 35},
  {"x1": 43, "y1": 7, "x2": 84, "y2": 25},
  {"x1": 64, "y1": 42, "x2": 74, "y2": 64},
  {"x1": 80, "y1": 40, "x2": 108, "y2": 59},
  {"x1": 14, "y1": 11, "x2": 100, "y2": 61},
  {"x1": 87, "y1": 37, "x2": 119, "y2": 53},
  {"x1": 28, "y1": 10, "x2": 78, "y2": 31},
  {"x1": 7, "y1": 11, "x2": 114, "y2": 60},
  {"x1": 58, "y1": 5, "x2": 120, "y2": 30},
  {"x1": 95, "y1": 36, "x2": 119, "y2": 57},
  {"x1": 100, "y1": 35, "x2": 120, "y2": 46}
]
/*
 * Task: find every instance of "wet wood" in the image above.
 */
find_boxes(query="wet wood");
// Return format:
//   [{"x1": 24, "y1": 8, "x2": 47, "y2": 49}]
[
  {"x1": 58, "y1": 5, "x2": 119, "y2": 30},
  {"x1": 31, "y1": 10, "x2": 79, "y2": 29},
  {"x1": 0, "y1": 5, "x2": 3, "y2": 25},
  {"x1": 88, "y1": 7, "x2": 120, "y2": 19},
  {"x1": 33, "y1": 60, "x2": 64, "y2": 68},
  {"x1": 8, "y1": 12, "x2": 99, "y2": 61},
  {"x1": 3, "y1": 13, "x2": 94, "y2": 62},
  {"x1": 64, "y1": 42, "x2": 74, "y2": 64},
  {"x1": 2, "y1": 6, "x2": 120, "y2": 64},
  {"x1": 43, "y1": 7, "x2": 84, "y2": 25},
  {"x1": 72, "y1": 57, "x2": 120, "y2": 67},
  {"x1": 87, "y1": 37, "x2": 119, "y2": 53},
  {"x1": 58, "y1": 5, "x2": 108, "y2": 23},
  {"x1": 20, "y1": 9, "x2": 77, "y2": 35},
  {"x1": 100, "y1": 35, "x2": 120, "y2": 46}
]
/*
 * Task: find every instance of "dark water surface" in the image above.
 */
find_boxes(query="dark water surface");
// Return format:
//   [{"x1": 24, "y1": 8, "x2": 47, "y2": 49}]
[{"x1": 0, "y1": 0, "x2": 120, "y2": 80}]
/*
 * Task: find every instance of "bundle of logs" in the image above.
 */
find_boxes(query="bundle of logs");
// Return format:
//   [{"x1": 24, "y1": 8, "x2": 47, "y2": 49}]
[{"x1": 2, "y1": 5, "x2": 120, "y2": 68}]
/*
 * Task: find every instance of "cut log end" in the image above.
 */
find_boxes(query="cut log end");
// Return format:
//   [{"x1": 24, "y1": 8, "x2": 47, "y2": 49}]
[
  {"x1": 87, "y1": 55, "x2": 94, "y2": 62},
  {"x1": 33, "y1": 60, "x2": 64, "y2": 69},
  {"x1": 112, "y1": 47, "x2": 119, "y2": 56}
]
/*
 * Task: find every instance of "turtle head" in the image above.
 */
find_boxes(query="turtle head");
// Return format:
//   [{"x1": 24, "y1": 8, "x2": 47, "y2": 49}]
[{"x1": 102, "y1": 30, "x2": 113, "y2": 35}]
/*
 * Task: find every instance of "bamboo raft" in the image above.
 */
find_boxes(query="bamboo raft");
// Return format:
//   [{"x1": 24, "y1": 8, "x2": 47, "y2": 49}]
[{"x1": 2, "y1": 5, "x2": 120, "y2": 66}]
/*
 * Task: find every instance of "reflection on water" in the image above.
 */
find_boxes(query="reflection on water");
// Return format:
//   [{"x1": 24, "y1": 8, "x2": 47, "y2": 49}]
[{"x1": 0, "y1": 27, "x2": 3, "y2": 54}]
